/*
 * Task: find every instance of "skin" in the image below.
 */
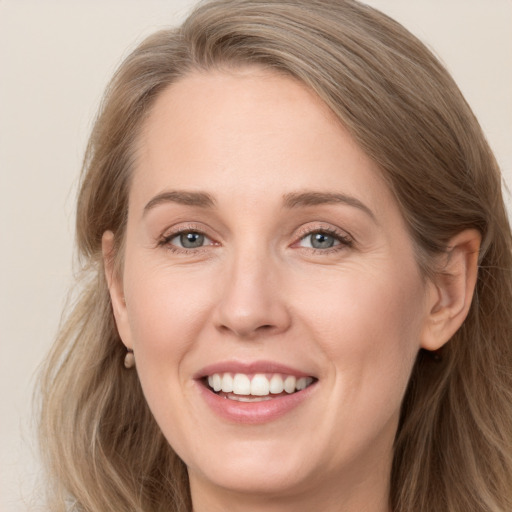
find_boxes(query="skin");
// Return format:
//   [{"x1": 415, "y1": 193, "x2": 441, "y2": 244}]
[{"x1": 104, "y1": 67, "x2": 480, "y2": 512}]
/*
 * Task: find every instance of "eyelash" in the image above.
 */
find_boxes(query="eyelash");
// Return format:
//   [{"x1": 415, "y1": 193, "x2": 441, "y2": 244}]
[
  {"x1": 157, "y1": 224, "x2": 353, "y2": 255},
  {"x1": 294, "y1": 225, "x2": 353, "y2": 253},
  {"x1": 158, "y1": 224, "x2": 216, "y2": 254}
]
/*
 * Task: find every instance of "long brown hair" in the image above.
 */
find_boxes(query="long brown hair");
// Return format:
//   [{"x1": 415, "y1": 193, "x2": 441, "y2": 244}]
[{"x1": 38, "y1": 1, "x2": 512, "y2": 510}]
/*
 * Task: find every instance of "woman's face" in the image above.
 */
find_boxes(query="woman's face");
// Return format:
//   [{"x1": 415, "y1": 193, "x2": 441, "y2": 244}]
[{"x1": 108, "y1": 68, "x2": 437, "y2": 507}]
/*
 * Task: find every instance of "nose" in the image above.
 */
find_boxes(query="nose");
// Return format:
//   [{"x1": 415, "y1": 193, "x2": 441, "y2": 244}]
[{"x1": 213, "y1": 249, "x2": 292, "y2": 339}]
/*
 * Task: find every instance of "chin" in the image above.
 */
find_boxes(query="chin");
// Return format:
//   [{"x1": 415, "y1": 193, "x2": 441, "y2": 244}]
[
  {"x1": 183, "y1": 436, "x2": 318, "y2": 496},
  {"x1": 190, "y1": 457, "x2": 312, "y2": 497}
]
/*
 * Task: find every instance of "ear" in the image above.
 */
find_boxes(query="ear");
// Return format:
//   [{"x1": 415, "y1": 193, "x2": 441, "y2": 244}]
[
  {"x1": 102, "y1": 231, "x2": 133, "y2": 350},
  {"x1": 421, "y1": 229, "x2": 481, "y2": 351}
]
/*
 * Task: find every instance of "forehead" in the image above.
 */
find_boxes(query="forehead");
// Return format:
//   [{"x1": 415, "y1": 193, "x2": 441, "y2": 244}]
[{"x1": 131, "y1": 67, "x2": 394, "y2": 217}]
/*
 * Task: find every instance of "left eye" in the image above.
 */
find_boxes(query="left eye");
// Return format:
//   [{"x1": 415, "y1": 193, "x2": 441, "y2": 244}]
[
  {"x1": 298, "y1": 231, "x2": 341, "y2": 249},
  {"x1": 168, "y1": 231, "x2": 211, "y2": 249}
]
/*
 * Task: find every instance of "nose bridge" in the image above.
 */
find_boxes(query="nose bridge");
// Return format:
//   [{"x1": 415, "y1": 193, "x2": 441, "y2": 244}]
[{"x1": 214, "y1": 241, "x2": 290, "y2": 338}]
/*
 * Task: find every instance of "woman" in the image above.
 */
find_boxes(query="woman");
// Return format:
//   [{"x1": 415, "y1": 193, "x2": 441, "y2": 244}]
[{"x1": 38, "y1": 0, "x2": 512, "y2": 511}]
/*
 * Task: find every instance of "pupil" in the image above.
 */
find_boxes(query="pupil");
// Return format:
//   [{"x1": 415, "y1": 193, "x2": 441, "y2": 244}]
[
  {"x1": 311, "y1": 232, "x2": 334, "y2": 249},
  {"x1": 180, "y1": 232, "x2": 204, "y2": 248}
]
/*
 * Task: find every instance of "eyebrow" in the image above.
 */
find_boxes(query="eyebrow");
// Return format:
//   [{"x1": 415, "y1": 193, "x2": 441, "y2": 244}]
[
  {"x1": 143, "y1": 190, "x2": 216, "y2": 214},
  {"x1": 283, "y1": 191, "x2": 376, "y2": 220},
  {"x1": 143, "y1": 189, "x2": 375, "y2": 221}
]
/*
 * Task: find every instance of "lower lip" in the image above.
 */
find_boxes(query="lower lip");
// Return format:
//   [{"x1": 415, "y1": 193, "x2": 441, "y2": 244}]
[{"x1": 196, "y1": 381, "x2": 317, "y2": 424}]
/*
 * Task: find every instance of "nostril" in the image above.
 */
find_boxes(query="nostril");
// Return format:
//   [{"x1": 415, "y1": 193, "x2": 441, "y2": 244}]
[
  {"x1": 253, "y1": 324, "x2": 281, "y2": 336},
  {"x1": 217, "y1": 320, "x2": 281, "y2": 338}
]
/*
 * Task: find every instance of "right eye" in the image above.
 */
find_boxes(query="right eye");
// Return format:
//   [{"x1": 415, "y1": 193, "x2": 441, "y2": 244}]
[
  {"x1": 161, "y1": 229, "x2": 215, "y2": 252},
  {"x1": 171, "y1": 231, "x2": 208, "y2": 249}
]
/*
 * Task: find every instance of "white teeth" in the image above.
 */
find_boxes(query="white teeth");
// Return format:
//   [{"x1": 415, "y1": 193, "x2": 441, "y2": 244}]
[
  {"x1": 229, "y1": 395, "x2": 273, "y2": 402},
  {"x1": 296, "y1": 377, "x2": 307, "y2": 391},
  {"x1": 206, "y1": 372, "x2": 314, "y2": 396},
  {"x1": 284, "y1": 375, "x2": 296, "y2": 394},
  {"x1": 232, "y1": 373, "x2": 251, "y2": 395},
  {"x1": 251, "y1": 374, "x2": 270, "y2": 396},
  {"x1": 269, "y1": 374, "x2": 284, "y2": 394},
  {"x1": 212, "y1": 374, "x2": 222, "y2": 392},
  {"x1": 221, "y1": 373, "x2": 233, "y2": 393}
]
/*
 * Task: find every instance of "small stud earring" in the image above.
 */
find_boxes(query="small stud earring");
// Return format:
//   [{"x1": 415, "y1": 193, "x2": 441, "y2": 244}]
[{"x1": 124, "y1": 349, "x2": 135, "y2": 369}]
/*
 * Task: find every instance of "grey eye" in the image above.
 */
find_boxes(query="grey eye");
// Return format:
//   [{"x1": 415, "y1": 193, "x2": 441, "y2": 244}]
[
  {"x1": 310, "y1": 232, "x2": 336, "y2": 249},
  {"x1": 179, "y1": 232, "x2": 205, "y2": 248},
  {"x1": 299, "y1": 231, "x2": 341, "y2": 250}
]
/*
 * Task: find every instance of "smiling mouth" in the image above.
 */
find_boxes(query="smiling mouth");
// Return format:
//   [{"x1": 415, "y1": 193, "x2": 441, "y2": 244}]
[{"x1": 204, "y1": 372, "x2": 316, "y2": 402}]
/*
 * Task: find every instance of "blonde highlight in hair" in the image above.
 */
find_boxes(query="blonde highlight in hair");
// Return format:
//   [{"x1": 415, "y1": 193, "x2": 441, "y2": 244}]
[{"x1": 38, "y1": 1, "x2": 512, "y2": 510}]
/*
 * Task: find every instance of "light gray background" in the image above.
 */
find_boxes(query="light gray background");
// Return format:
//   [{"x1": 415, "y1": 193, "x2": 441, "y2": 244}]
[{"x1": 1, "y1": 1, "x2": 511, "y2": 511}]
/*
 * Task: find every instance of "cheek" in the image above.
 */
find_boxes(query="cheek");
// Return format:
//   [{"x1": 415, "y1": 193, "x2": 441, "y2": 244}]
[
  {"x1": 300, "y1": 262, "x2": 424, "y2": 344},
  {"x1": 122, "y1": 259, "x2": 214, "y2": 378},
  {"x1": 120, "y1": 262, "x2": 216, "y2": 445},
  {"x1": 297, "y1": 263, "x2": 425, "y2": 408}
]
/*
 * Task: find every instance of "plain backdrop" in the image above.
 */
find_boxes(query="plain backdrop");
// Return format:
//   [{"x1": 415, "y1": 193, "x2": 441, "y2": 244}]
[{"x1": 1, "y1": 1, "x2": 511, "y2": 511}]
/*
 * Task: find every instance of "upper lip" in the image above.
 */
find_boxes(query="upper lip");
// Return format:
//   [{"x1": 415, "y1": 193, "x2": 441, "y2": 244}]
[{"x1": 194, "y1": 360, "x2": 315, "y2": 379}]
